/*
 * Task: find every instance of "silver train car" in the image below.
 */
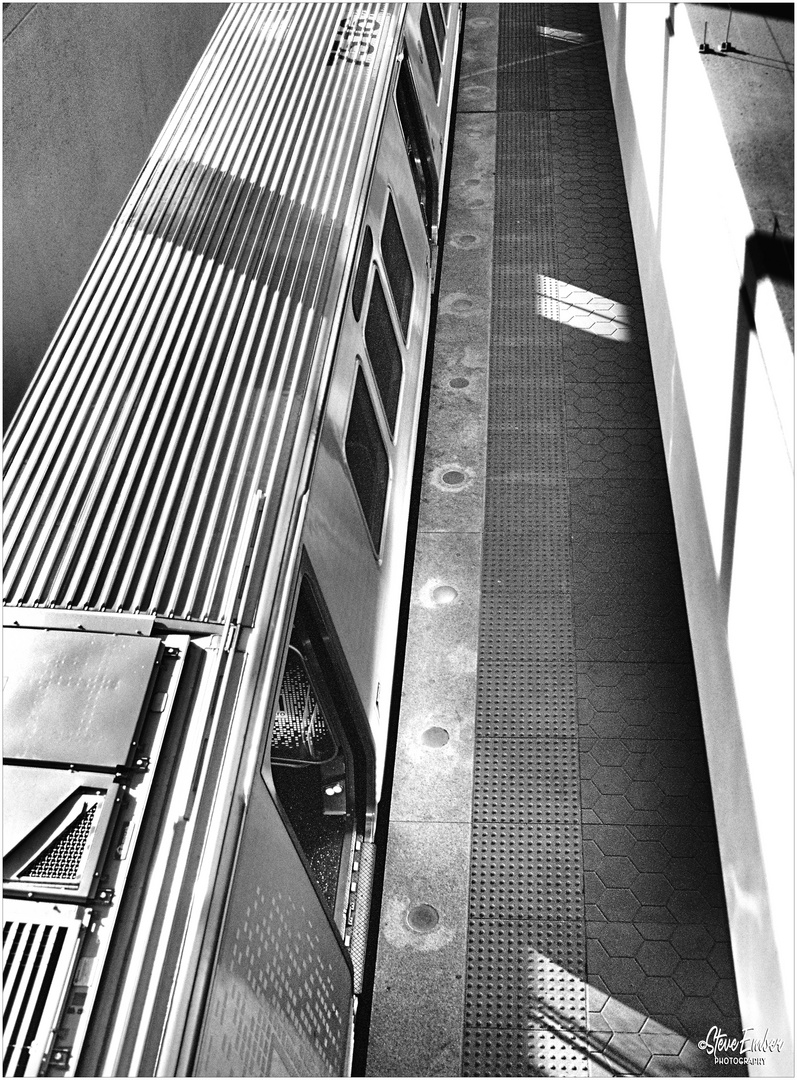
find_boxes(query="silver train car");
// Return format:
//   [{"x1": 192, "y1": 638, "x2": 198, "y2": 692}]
[{"x1": 2, "y1": 4, "x2": 461, "y2": 1074}]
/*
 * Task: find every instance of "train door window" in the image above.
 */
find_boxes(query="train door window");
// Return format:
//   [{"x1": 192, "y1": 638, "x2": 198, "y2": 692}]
[
  {"x1": 430, "y1": 4, "x2": 447, "y2": 53},
  {"x1": 396, "y1": 56, "x2": 438, "y2": 237},
  {"x1": 381, "y1": 193, "x2": 414, "y2": 340},
  {"x1": 267, "y1": 576, "x2": 372, "y2": 927},
  {"x1": 345, "y1": 365, "x2": 389, "y2": 550},
  {"x1": 364, "y1": 272, "x2": 403, "y2": 433},
  {"x1": 420, "y1": 7, "x2": 441, "y2": 97},
  {"x1": 352, "y1": 226, "x2": 373, "y2": 321}
]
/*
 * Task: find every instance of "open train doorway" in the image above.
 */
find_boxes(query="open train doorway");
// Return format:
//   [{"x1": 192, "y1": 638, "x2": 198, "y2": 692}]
[{"x1": 266, "y1": 569, "x2": 377, "y2": 944}]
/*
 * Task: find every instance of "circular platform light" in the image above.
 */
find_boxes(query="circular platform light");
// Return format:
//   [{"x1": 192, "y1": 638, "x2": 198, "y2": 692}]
[
  {"x1": 406, "y1": 904, "x2": 440, "y2": 933},
  {"x1": 442, "y1": 470, "x2": 466, "y2": 486},
  {"x1": 422, "y1": 726, "x2": 450, "y2": 747}
]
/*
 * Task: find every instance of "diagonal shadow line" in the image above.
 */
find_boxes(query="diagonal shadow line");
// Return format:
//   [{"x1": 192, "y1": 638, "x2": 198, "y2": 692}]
[
  {"x1": 465, "y1": 29, "x2": 603, "y2": 83},
  {"x1": 719, "y1": 230, "x2": 794, "y2": 610},
  {"x1": 716, "y1": 52, "x2": 795, "y2": 72},
  {"x1": 525, "y1": 995, "x2": 661, "y2": 1076},
  {"x1": 539, "y1": 296, "x2": 632, "y2": 327}
]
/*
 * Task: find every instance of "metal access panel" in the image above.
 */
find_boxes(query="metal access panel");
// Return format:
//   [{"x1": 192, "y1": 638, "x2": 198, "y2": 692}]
[
  {"x1": 3, "y1": 628, "x2": 161, "y2": 767},
  {"x1": 195, "y1": 776, "x2": 353, "y2": 1077}
]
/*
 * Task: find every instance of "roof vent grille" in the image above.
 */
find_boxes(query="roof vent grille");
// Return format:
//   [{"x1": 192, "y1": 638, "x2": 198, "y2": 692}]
[
  {"x1": 24, "y1": 803, "x2": 99, "y2": 884},
  {"x1": 3, "y1": 919, "x2": 68, "y2": 1076}
]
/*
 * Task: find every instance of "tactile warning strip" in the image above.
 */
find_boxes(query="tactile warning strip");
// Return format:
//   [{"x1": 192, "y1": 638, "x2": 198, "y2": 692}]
[
  {"x1": 463, "y1": 7, "x2": 586, "y2": 1073},
  {"x1": 473, "y1": 739, "x2": 580, "y2": 819},
  {"x1": 469, "y1": 822, "x2": 584, "y2": 922},
  {"x1": 476, "y1": 661, "x2": 577, "y2": 739},
  {"x1": 466, "y1": 920, "x2": 587, "y2": 1026},
  {"x1": 463, "y1": 1028, "x2": 591, "y2": 1078},
  {"x1": 463, "y1": 4, "x2": 744, "y2": 1077}
]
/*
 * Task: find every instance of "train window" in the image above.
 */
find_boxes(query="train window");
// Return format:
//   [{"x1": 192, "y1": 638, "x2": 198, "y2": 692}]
[
  {"x1": 345, "y1": 366, "x2": 389, "y2": 550},
  {"x1": 430, "y1": 4, "x2": 447, "y2": 55},
  {"x1": 365, "y1": 272, "x2": 403, "y2": 432},
  {"x1": 420, "y1": 7, "x2": 441, "y2": 97},
  {"x1": 352, "y1": 226, "x2": 373, "y2": 321},
  {"x1": 396, "y1": 56, "x2": 438, "y2": 237},
  {"x1": 381, "y1": 193, "x2": 414, "y2": 340}
]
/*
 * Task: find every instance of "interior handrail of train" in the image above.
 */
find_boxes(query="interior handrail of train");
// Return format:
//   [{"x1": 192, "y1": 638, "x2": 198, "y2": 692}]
[{"x1": 2, "y1": 4, "x2": 462, "y2": 1075}]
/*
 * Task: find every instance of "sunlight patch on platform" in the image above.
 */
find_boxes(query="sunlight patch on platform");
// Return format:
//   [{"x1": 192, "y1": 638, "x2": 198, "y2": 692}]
[
  {"x1": 536, "y1": 274, "x2": 632, "y2": 341},
  {"x1": 521, "y1": 955, "x2": 741, "y2": 1076}
]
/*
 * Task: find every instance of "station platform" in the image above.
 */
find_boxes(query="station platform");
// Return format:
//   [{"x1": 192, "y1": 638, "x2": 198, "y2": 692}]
[{"x1": 365, "y1": 5, "x2": 745, "y2": 1077}]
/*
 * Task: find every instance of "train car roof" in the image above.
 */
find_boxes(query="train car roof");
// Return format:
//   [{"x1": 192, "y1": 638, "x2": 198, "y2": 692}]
[{"x1": 4, "y1": 2, "x2": 404, "y2": 625}]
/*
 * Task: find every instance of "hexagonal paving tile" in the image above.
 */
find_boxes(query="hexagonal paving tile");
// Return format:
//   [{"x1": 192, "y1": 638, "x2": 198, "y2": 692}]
[
  {"x1": 635, "y1": 976, "x2": 685, "y2": 1017},
  {"x1": 585, "y1": 740, "x2": 631, "y2": 768},
  {"x1": 592, "y1": 765, "x2": 634, "y2": 795},
  {"x1": 602, "y1": 1031, "x2": 653, "y2": 1073},
  {"x1": 673, "y1": 959, "x2": 719, "y2": 998},
  {"x1": 668, "y1": 889, "x2": 725, "y2": 921},
  {"x1": 676, "y1": 994, "x2": 721, "y2": 1040},
  {"x1": 454, "y1": 11, "x2": 745, "y2": 1070},
  {"x1": 711, "y1": 977, "x2": 741, "y2": 1015},
  {"x1": 631, "y1": 874, "x2": 674, "y2": 907},
  {"x1": 643, "y1": 1051, "x2": 698, "y2": 1076},
  {"x1": 588, "y1": 922, "x2": 644, "y2": 958},
  {"x1": 640, "y1": 1019, "x2": 687, "y2": 1055},
  {"x1": 600, "y1": 994, "x2": 647, "y2": 1033},
  {"x1": 637, "y1": 940, "x2": 680, "y2": 977},
  {"x1": 595, "y1": 887, "x2": 641, "y2": 922},
  {"x1": 636, "y1": 923, "x2": 677, "y2": 941},
  {"x1": 671, "y1": 925, "x2": 715, "y2": 960},
  {"x1": 625, "y1": 781, "x2": 664, "y2": 811},
  {"x1": 594, "y1": 857, "x2": 635, "y2": 889}
]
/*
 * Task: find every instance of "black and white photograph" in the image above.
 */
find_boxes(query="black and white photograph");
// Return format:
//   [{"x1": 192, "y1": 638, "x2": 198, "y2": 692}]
[{"x1": 3, "y1": 3, "x2": 793, "y2": 1077}]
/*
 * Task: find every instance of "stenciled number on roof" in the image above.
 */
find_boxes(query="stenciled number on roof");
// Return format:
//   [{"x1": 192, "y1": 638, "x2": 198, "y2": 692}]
[{"x1": 328, "y1": 13, "x2": 381, "y2": 67}]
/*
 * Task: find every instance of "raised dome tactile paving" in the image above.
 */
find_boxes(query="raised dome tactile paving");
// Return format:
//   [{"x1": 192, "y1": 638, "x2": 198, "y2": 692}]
[
  {"x1": 369, "y1": 4, "x2": 747, "y2": 1076},
  {"x1": 460, "y1": 4, "x2": 745, "y2": 1077}
]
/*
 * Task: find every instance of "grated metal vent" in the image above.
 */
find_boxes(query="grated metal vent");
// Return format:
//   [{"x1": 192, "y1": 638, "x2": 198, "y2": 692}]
[
  {"x1": 271, "y1": 649, "x2": 338, "y2": 765},
  {"x1": 347, "y1": 839, "x2": 376, "y2": 994},
  {"x1": 3, "y1": 921, "x2": 68, "y2": 1076},
  {"x1": 24, "y1": 804, "x2": 98, "y2": 883}
]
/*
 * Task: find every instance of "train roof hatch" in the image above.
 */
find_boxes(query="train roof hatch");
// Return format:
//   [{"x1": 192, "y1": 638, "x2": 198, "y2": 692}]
[
  {"x1": 3, "y1": 627, "x2": 161, "y2": 767},
  {"x1": 3, "y1": 628, "x2": 163, "y2": 901}
]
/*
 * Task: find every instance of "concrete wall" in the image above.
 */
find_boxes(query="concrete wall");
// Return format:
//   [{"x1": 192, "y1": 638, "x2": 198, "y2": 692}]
[
  {"x1": 599, "y1": 4, "x2": 793, "y2": 1074},
  {"x1": 3, "y1": 2, "x2": 228, "y2": 427}
]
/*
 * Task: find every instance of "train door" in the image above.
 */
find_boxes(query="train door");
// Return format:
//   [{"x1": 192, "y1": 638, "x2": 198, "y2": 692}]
[
  {"x1": 194, "y1": 569, "x2": 375, "y2": 1077},
  {"x1": 302, "y1": 50, "x2": 438, "y2": 789},
  {"x1": 402, "y1": 3, "x2": 462, "y2": 238}
]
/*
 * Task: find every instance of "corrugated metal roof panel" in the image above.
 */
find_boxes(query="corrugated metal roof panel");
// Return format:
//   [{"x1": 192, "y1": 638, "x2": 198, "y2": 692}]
[{"x1": 4, "y1": 2, "x2": 402, "y2": 623}]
